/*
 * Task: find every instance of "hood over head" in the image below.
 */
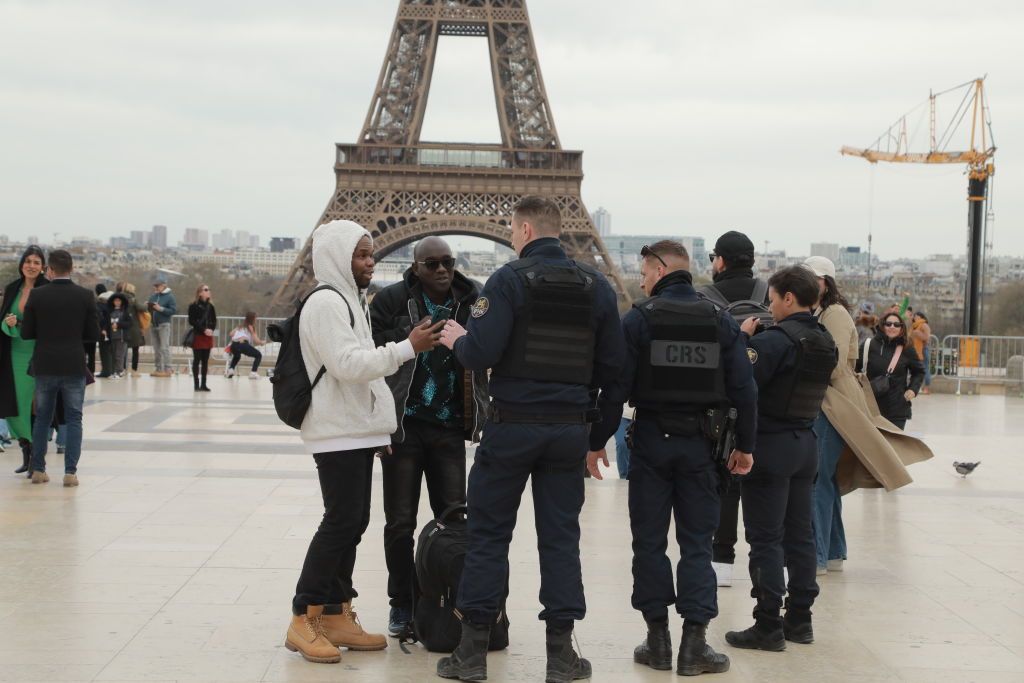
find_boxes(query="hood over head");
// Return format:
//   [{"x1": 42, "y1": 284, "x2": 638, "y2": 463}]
[{"x1": 313, "y1": 220, "x2": 372, "y2": 295}]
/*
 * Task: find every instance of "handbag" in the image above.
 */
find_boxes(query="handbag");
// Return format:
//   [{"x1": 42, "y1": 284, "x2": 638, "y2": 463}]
[
  {"x1": 866, "y1": 339, "x2": 902, "y2": 399},
  {"x1": 181, "y1": 329, "x2": 196, "y2": 348}
]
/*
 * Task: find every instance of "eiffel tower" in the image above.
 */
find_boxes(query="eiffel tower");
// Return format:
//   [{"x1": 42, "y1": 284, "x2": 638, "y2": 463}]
[{"x1": 270, "y1": 0, "x2": 629, "y2": 312}]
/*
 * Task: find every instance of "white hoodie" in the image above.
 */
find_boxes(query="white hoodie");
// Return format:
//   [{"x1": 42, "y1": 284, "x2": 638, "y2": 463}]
[{"x1": 298, "y1": 220, "x2": 414, "y2": 454}]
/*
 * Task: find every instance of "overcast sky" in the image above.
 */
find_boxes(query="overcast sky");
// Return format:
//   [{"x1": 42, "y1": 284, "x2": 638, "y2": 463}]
[{"x1": 1, "y1": 0, "x2": 1021, "y2": 260}]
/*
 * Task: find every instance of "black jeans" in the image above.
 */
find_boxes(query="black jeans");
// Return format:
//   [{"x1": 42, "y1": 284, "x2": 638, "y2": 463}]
[
  {"x1": 192, "y1": 348, "x2": 211, "y2": 388},
  {"x1": 741, "y1": 429, "x2": 819, "y2": 622},
  {"x1": 229, "y1": 341, "x2": 262, "y2": 372},
  {"x1": 713, "y1": 483, "x2": 741, "y2": 564},
  {"x1": 98, "y1": 339, "x2": 113, "y2": 376},
  {"x1": 382, "y1": 418, "x2": 466, "y2": 609},
  {"x1": 130, "y1": 346, "x2": 139, "y2": 372},
  {"x1": 293, "y1": 450, "x2": 375, "y2": 615}
]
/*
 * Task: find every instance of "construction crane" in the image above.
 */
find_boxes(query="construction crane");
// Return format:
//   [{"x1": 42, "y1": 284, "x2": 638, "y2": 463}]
[{"x1": 841, "y1": 77, "x2": 996, "y2": 335}]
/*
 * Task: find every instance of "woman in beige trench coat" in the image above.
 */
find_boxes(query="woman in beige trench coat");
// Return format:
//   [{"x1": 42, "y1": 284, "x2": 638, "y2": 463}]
[{"x1": 804, "y1": 257, "x2": 933, "y2": 575}]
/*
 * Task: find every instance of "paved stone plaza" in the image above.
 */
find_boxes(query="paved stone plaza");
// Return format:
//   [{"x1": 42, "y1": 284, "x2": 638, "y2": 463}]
[{"x1": 0, "y1": 377, "x2": 1022, "y2": 682}]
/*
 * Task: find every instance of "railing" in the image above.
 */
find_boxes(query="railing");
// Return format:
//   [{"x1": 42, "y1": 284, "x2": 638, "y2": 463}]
[
  {"x1": 336, "y1": 143, "x2": 584, "y2": 174},
  {"x1": 933, "y1": 334, "x2": 1024, "y2": 394},
  {"x1": 136, "y1": 316, "x2": 286, "y2": 366}
]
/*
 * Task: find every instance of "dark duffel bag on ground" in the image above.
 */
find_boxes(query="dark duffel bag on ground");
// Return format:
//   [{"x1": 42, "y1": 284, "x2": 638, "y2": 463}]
[{"x1": 411, "y1": 503, "x2": 510, "y2": 652}]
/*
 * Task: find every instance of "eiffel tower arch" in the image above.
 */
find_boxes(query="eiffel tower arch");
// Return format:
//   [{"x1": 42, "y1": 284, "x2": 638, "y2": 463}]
[{"x1": 270, "y1": 0, "x2": 629, "y2": 312}]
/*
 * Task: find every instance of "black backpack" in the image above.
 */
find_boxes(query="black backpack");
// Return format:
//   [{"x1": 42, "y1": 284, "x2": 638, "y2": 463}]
[
  {"x1": 699, "y1": 279, "x2": 773, "y2": 328},
  {"x1": 410, "y1": 504, "x2": 510, "y2": 652},
  {"x1": 267, "y1": 285, "x2": 353, "y2": 429}
]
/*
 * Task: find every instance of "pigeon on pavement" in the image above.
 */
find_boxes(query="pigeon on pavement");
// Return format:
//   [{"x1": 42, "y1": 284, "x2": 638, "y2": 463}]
[{"x1": 953, "y1": 461, "x2": 980, "y2": 477}]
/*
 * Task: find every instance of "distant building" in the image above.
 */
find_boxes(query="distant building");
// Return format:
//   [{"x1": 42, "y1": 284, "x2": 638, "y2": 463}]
[
  {"x1": 129, "y1": 230, "x2": 151, "y2": 248},
  {"x1": 810, "y1": 242, "x2": 840, "y2": 263},
  {"x1": 212, "y1": 229, "x2": 234, "y2": 250},
  {"x1": 248, "y1": 234, "x2": 260, "y2": 249},
  {"x1": 270, "y1": 237, "x2": 298, "y2": 253},
  {"x1": 591, "y1": 207, "x2": 612, "y2": 238},
  {"x1": 151, "y1": 225, "x2": 168, "y2": 249},
  {"x1": 838, "y1": 246, "x2": 870, "y2": 271},
  {"x1": 27, "y1": 235, "x2": 40, "y2": 246},
  {"x1": 182, "y1": 228, "x2": 209, "y2": 250},
  {"x1": 193, "y1": 249, "x2": 299, "y2": 277}
]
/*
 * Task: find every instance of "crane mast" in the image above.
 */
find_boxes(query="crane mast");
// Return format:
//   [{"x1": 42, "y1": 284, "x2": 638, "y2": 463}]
[{"x1": 841, "y1": 78, "x2": 995, "y2": 335}]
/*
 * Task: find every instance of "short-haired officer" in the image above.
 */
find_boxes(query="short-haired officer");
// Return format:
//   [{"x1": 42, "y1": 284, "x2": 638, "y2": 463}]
[
  {"x1": 725, "y1": 265, "x2": 837, "y2": 651},
  {"x1": 437, "y1": 195, "x2": 626, "y2": 683},
  {"x1": 586, "y1": 240, "x2": 757, "y2": 677}
]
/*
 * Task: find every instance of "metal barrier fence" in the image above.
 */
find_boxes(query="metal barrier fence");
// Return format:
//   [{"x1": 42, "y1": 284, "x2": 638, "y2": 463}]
[
  {"x1": 933, "y1": 335, "x2": 1024, "y2": 392},
  {"x1": 135, "y1": 316, "x2": 286, "y2": 367}
]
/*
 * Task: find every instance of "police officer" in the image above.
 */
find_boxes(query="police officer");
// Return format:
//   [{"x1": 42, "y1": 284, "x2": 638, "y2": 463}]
[
  {"x1": 725, "y1": 265, "x2": 837, "y2": 651},
  {"x1": 586, "y1": 240, "x2": 757, "y2": 677},
  {"x1": 437, "y1": 196, "x2": 625, "y2": 683},
  {"x1": 703, "y1": 230, "x2": 769, "y2": 588}
]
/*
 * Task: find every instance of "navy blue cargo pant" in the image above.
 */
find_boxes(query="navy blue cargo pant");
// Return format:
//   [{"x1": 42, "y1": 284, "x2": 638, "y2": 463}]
[
  {"x1": 457, "y1": 420, "x2": 588, "y2": 625},
  {"x1": 629, "y1": 418, "x2": 720, "y2": 624},
  {"x1": 740, "y1": 429, "x2": 819, "y2": 622}
]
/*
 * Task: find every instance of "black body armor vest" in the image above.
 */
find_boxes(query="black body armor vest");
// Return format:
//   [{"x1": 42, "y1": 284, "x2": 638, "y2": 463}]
[
  {"x1": 632, "y1": 297, "x2": 726, "y2": 407},
  {"x1": 759, "y1": 319, "x2": 838, "y2": 421},
  {"x1": 492, "y1": 257, "x2": 597, "y2": 385}
]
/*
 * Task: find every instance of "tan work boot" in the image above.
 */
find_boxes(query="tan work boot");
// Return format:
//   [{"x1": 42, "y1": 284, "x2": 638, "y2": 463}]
[
  {"x1": 63, "y1": 474, "x2": 79, "y2": 487},
  {"x1": 284, "y1": 606, "x2": 341, "y2": 663},
  {"x1": 31, "y1": 471, "x2": 49, "y2": 484},
  {"x1": 322, "y1": 602, "x2": 387, "y2": 651}
]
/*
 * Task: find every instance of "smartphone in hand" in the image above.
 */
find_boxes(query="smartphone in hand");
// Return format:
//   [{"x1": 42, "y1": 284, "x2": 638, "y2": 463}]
[{"x1": 431, "y1": 305, "x2": 453, "y2": 325}]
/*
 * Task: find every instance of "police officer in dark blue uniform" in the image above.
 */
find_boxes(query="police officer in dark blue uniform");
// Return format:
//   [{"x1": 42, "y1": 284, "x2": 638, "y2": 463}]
[
  {"x1": 725, "y1": 265, "x2": 837, "y2": 652},
  {"x1": 586, "y1": 240, "x2": 757, "y2": 677},
  {"x1": 436, "y1": 196, "x2": 625, "y2": 683}
]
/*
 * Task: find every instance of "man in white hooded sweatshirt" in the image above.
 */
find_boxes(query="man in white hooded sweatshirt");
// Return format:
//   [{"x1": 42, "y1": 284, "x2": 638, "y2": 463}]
[{"x1": 285, "y1": 220, "x2": 442, "y2": 664}]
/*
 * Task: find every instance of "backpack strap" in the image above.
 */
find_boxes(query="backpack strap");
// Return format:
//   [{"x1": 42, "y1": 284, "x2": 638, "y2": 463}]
[
  {"x1": 863, "y1": 338, "x2": 871, "y2": 368},
  {"x1": 751, "y1": 278, "x2": 769, "y2": 305},
  {"x1": 304, "y1": 285, "x2": 355, "y2": 389},
  {"x1": 887, "y1": 345, "x2": 903, "y2": 375},
  {"x1": 697, "y1": 284, "x2": 730, "y2": 309}
]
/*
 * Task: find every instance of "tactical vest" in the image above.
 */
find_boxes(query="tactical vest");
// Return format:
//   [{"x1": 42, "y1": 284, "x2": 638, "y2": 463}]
[
  {"x1": 759, "y1": 319, "x2": 838, "y2": 421},
  {"x1": 632, "y1": 297, "x2": 726, "y2": 407},
  {"x1": 492, "y1": 257, "x2": 596, "y2": 385}
]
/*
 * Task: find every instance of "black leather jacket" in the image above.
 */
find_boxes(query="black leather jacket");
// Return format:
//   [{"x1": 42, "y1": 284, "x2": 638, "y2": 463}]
[
  {"x1": 370, "y1": 268, "x2": 488, "y2": 443},
  {"x1": 858, "y1": 334, "x2": 924, "y2": 421}
]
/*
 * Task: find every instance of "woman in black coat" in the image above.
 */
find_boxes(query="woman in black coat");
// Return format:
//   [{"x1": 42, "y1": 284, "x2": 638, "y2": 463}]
[
  {"x1": 857, "y1": 312, "x2": 925, "y2": 430},
  {"x1": 187, "y1": 284, "x2": 217, "y2": 392}
]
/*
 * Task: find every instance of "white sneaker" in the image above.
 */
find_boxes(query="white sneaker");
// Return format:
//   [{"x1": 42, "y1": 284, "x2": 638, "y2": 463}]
[
  {"x1": 248, "y1": 371, "x2": 259, "y2": 380},
  {"x1": 712, "y1": 561, "x2": 733, "y2": 587},
  {"x1": 225, "y1": 368, "x2": 235, "y2": 378},
  {"x1": 827, "y1": 559, "x2": 844, "y2": 572},
  {"x1": 816, "y1": 565, "x2": 828, "y2": 576}
]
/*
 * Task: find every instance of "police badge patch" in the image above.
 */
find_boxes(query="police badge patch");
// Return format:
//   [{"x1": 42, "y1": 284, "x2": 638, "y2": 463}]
[
  {"x1": 471, "y1": 297, "x2": 489, "y2": 318},
  {"x1": 747, "y1": 348, "x2": 759, "y2": 364}
]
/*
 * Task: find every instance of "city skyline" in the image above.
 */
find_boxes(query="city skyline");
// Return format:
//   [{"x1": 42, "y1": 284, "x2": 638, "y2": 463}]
[{"x1": 1, "y1": 2, "x2": 1022, "y2": 258}]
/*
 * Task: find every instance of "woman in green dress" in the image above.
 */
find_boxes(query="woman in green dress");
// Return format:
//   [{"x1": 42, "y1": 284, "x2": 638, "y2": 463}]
[{"x1": 1, "y1": 245, "x2": 49, "y2": 475}]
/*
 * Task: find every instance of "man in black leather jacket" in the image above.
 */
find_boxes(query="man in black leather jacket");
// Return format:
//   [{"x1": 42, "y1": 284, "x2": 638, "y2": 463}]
[{"x1": 369, "y1": 237, "x2": 487, "y2": 637}]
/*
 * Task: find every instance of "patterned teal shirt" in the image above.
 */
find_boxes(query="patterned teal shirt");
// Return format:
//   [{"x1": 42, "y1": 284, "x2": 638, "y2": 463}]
[{"x1": 405, "y1": 294, "x2": 461, "y2": 427}]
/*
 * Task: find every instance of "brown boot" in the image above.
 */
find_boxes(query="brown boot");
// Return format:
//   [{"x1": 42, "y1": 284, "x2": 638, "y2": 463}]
[
  {"x1": 284, "y1": 606, "x2": 341, "y2": 663},
  {"x1": 322, "y1": 602, "x2": 387, "y2": 651},
  {"x1": 31, "y1": 471, "x2": 50, "y2": 484}
]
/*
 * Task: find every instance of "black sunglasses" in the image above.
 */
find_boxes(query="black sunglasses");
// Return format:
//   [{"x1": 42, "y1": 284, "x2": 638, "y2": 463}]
[
  {"x1": 708, "y1": 251, "x2": 718, "y2": 263},
  {"x1": 883, "y1": 321, "x2": 903, "y2": 328},
  {"x1": 640, "y1": 245, "x2": 668, "y2": 269},
  {"x1": 418, "y1": 256, "x2": 456, "y2": 271}
]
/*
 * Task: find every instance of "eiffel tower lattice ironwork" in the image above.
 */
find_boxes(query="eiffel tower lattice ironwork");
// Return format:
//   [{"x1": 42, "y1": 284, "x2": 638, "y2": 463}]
[{"x1": 270, "y1": 0, "x2": 630, "y2": 312}]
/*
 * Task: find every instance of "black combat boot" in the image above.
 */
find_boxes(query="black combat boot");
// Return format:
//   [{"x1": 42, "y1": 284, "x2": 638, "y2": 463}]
[
  {"x1": 782, "y1": 602, "x2": 814, "y2": 644},
  {"x1": 15, "y1": 439, "x2": 30, "y2": 474},
  {"x1": 633, "y1": 617, "x2": 672, "y2": 670},
  {"x1": 436, "y1": 621, "x2": 490, "y2": 681},
  {"x1": 677, "y1": 621, "x2": 730, "y2": 676},
  {"x1": 725, "y1": 614, "x2": 786, "y2": 652},
  {"x1": 545, "y1": 622, "x2": 591, "y2": 683}
]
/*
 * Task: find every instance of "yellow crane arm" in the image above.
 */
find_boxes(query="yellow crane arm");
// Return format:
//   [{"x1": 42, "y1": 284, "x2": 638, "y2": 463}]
[{"x1": 840, "y1": 145, "x2": 995, "y2": 166}]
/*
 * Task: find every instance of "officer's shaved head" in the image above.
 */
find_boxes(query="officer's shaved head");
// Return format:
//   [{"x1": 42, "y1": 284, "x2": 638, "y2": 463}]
[
  {"x1": 513, "y1": 196, "x2": 562, "y2": 237},
  {"x1": 642, "y1": 240, "x2": 690, "y2": 272}
]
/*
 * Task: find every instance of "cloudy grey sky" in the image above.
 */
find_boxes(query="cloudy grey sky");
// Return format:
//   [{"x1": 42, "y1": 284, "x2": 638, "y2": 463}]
[{"x1": 1, "y1": 0, "x2": 1021, "y2": 260}]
